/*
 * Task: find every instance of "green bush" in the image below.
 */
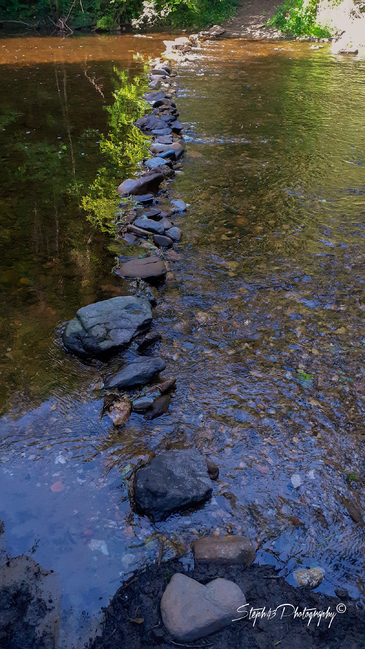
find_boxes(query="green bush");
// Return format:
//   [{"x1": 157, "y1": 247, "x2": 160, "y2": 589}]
[
  {"x1": 154, "y1": 0, "x2": 238, "y2": 30},
  {"x1": 0, "y1": 0, "x2": 235, "y2": 28},
  {"x1": 269, "y1": 0, "x2": 331, "y2": 37}
]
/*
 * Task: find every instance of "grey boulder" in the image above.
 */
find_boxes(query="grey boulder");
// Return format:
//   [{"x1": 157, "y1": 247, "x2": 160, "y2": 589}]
[
  {"x1": 134, "y1": 218, "x2": 164, "y2": 234},
  {"x1": 165, "y1": 226, "x2": 181, "y2": 242},
  {"x1": 145, "y1": 157, "x2": 172, "y2": 170},
  {"x1": 161, "y1": 573, "x2": 245, "y2": 642},
  {"x1": 118, "y1": 173, "x2": 164, "y2": 196},
  {"x1": 133, "y1": 449, "x2": 213, "y2": 521},
  {"x1": 116, "y1": 257, "x2": 167, "y2": 281},
  {"x1": 105, "y1": 356, "x2": 166, "y2": 390},
  {"x1": 63, "y1": 296, "x2": 152, "y2": 357},
  {"x1": 132, "y1": 396, "x2": 155, "y2": 412}
]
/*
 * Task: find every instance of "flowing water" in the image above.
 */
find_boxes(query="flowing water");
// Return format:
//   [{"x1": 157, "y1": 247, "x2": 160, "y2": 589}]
[{"x1": 1, "y1": 34, "x2": 365, "y2": 647}]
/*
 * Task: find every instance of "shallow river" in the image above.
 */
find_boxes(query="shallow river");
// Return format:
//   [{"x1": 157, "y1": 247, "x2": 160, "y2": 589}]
[{"x1": 0, "y1": 34, "x2": 365, "y2": 647}]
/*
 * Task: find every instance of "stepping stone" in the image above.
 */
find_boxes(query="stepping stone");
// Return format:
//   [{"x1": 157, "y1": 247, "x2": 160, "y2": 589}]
[
  {"x1": 171, "y1": 120, "x2": 183, "y2": 132},
  {"x1": 118, "y1": 172, "x2": 164, "y2": 196},
  {"x1": 152, "y1": 128, "x2": 172, "y2": 136},
  {"x1": 159, "y1": 217, "x2": 173, "y2": 230},
  {"x1": 165, "y1": 226, "x2": 181, "y2": 242},
  {"x1": 138, "y1": 207, "x2": 161, "y2": 220},
  {"x1": 193, "y1": 536, "x2": 255, "y2": 566},
  {"x1": 134, "y1": 218, "x2": 164, "y2": 234},
  {"x1": 161, "y1": 573, "x2": 245, "y2": 642},
  {"x1": 171, "y1": 199, "x2": 186, "y2": 211},
  {"x1": 145, "y1": 157, "x2": 172, "y2": 170},
  {"x1": 158, "y1": 149, "x2": 176, "y2": 160},
  {"x1": 133, "y1": 194, "x2": 154, "y2": 204},
  {"x1": 63, "y1": 296, "x2": 152, "y2": 357},
  {"x1": 133, "y1": 449, "x2": 213, "y2": 521},
  {"x1": 150, "y1": 68, "x2": 170, "y2": 76},
  {"x1": 156, "y1": 135, "x2": 173, "y2": 144},
  {"x1": 105, "y1": 356, "x2": 166, "y2": 390},
  {"x1": 144, "y1": 91, "x2": 165, "y2": 102},
  {"x1": 116, "y1": 257, "x2": 167, "y2": 281},
  {"x1": 153, "y1": 234, "x2": 173, "y2": 248}
]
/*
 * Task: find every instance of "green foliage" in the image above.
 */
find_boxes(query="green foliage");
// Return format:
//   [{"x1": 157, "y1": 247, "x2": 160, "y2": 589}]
[
  {"x1": 0, "y1": 0, "x2": 143, "y2": 24},
  {"x1": 346, "y1": 472, "x2": 360, "y2": 482},
  {"x1": 96, "y1": 15, "x2": 118, "y2": 30},
  {"x1": 269, "y1": 0, "x2": 331, "y2": 37},
  {"x1": 0, "y1": 0, "x2": 235, "y2": 28},
  {"x1": 82, "y1": 65, "x2": 150, "y2": 234},
  {"x1": 297, "y1": 369, "x2": 313, "y2": 381},
  {"x1": 154, "y1": 0, "x2": 238, "y2": 29}
]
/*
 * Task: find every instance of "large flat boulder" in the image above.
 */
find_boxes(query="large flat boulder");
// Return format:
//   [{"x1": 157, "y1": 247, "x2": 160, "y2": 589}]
[
  {"x1": 161, "y1": 573, "x2": 245, "y2": 642},
  {"x1": 63, "y1": 296, "x2": 152, "y2": 357},
  {"x1": 116, "y1": 257, "x2": 167, "y2": 281},
  {"x1": 105, "y1": 356, "x2": 166, "y2": 389},
  {"x1": 134, "y1": 218, "x2": 164, "y2": 234},
  {"x1": 133, "y1": 449, "x2": 213, "y2": 521},
  {"x1": 193, "y1": 536, "x2": 255, "y2": 566},
  {"x1": 118, "y1": 172, "x2": 164, "y2": 196}
]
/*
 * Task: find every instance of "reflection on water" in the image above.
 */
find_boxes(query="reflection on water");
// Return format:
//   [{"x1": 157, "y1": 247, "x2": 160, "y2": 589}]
[{"x1": 1, "y1": 35, "x2": 365, "y2": 647}]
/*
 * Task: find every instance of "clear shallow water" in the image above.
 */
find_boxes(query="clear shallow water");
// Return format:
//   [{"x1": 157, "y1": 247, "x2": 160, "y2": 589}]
[{"x1": 1, "y1": 35, "x2": 365, "y2": 647}]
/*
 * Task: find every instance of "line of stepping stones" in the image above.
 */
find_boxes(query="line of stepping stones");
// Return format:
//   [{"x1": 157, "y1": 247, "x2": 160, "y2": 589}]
[{"x1": 63, "y1": 29, "x2": 325, "y2": 643}]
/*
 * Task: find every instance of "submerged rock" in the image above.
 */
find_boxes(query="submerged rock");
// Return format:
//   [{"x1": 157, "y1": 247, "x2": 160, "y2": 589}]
[
  {"x1": 193, "y1": 536, "x2": 255, "y2": 566},
  {"x1": 116, "y1": 257, "x2": 167, "y2": 281},
  {"x1": 63, "y1": 296, "x2": 152, "y2": 357},
  {"x1": 145, "y1": 394, "x2": 171, "y2": 420},
  {"x1": 294, "y1": 567, "x2": 325, "y2": 589},
  {"x1": 137, "y1": 331, "x2": 162, "y2": 352},
  {"x1": 160, "y1": 573, "x2": 245, "y2": 642},
  {"x1": 105, "y1": 356, "x2": 166, "y2": 390},
  {"x1": 107, "y1": 397, "x2": 131, "y2": 427},
  {"x1": 206, "y1": 459, "x2": 219, "y2": 480},
  {"x1": 158, "y1": 377, "x2": 176, "y2": 393},
  {"x1": 132, "y1": 396, "x2": 155, "y2": 412},
  {"x1": 133, "y1": 449, "x2": 213, "y2": 521}
]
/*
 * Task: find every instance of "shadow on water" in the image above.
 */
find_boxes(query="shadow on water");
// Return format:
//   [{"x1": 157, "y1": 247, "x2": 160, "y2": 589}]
[{"x1": 1, "y1": 34, "x2": 365, "y2": 646}]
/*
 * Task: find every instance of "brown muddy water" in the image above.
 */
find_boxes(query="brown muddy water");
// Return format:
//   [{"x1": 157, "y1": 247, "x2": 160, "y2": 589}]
[{"x1": 1, "y1": 34, "x2": 365, "y2": 647}]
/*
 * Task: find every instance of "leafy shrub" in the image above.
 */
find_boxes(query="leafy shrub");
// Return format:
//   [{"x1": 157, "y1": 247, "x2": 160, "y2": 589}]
[
  {"x1": 0, "y1": 0, "x2": 235, "y2": 28},
  {"x1": 269, "y1": 0, "x2": 331, "y2": 37}
]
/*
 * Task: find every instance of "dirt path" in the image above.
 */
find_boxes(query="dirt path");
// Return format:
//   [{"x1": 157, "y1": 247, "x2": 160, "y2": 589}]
[{"x1": 222, "y1": 0, "x2": 282, "y2": 38}]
